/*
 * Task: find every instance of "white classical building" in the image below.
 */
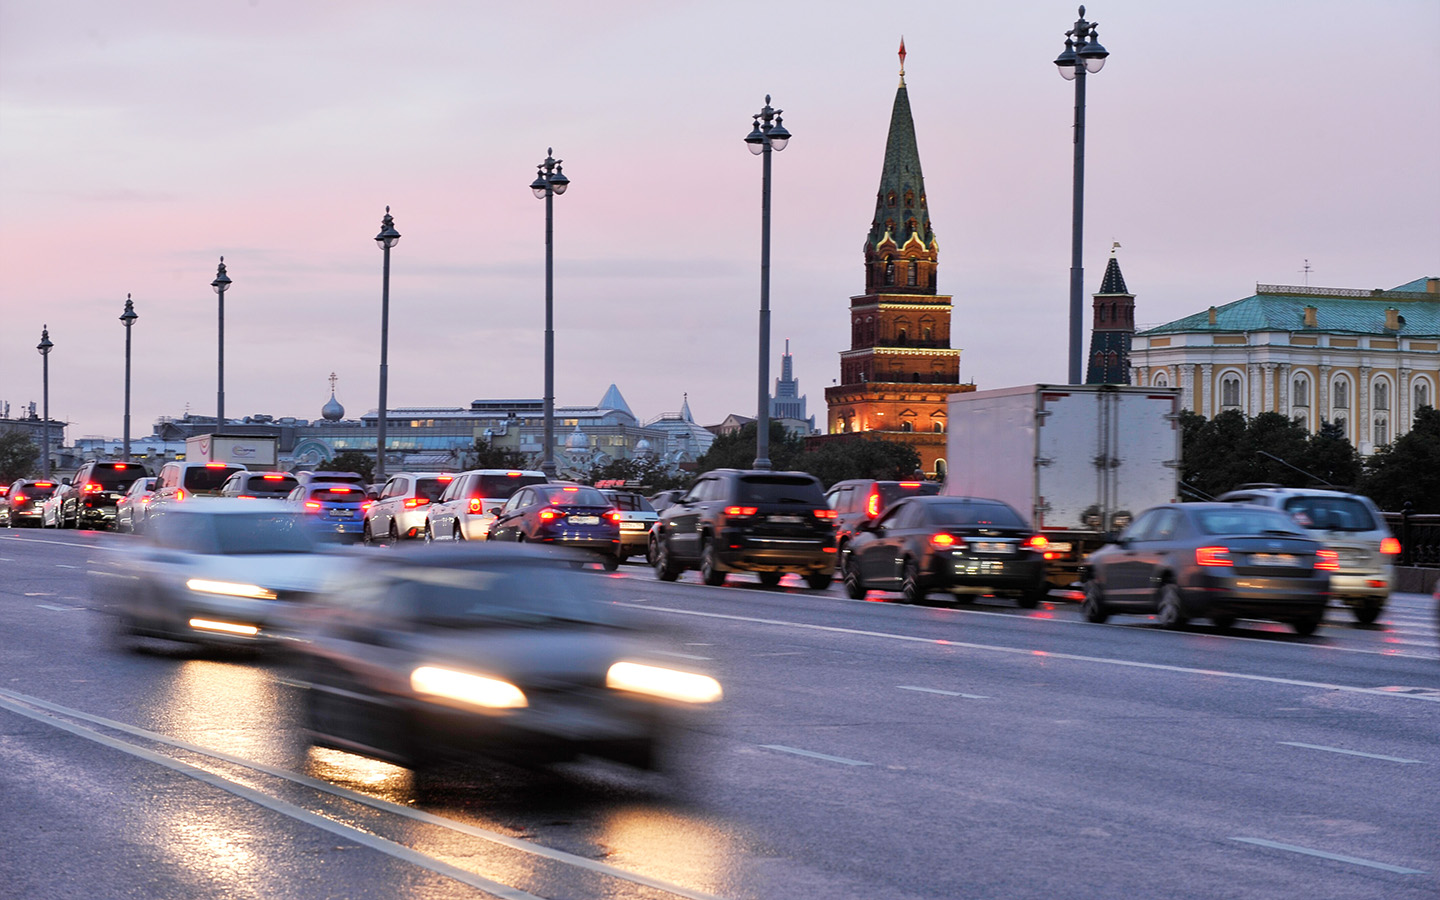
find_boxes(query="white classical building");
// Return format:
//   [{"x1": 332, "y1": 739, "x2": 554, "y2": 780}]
[{"x1": 1131, "y1": 277, "x2": 1439, "y2": 454}]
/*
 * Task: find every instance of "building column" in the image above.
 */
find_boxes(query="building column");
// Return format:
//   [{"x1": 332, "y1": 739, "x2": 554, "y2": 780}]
[
  {"x1": 1398, "y1": 366, "x2": 1412, "y2": 434},
  {"x1": 1180, "y1": 364, "x2": 1195, "y2": 412},
  {"x1": 1199, "y1": 364, "x2": 1213, "y2": 417},
  {"x1": 1278, "y1": 363, "x2": 1291, "y2": 425},
  {"x1": 1318, "y1": 364, "x2": 1331, "y2": 424},
  {"x1": 1262, "y1": 363, "x2": 1276, "y2": 413},
  {"x1": 1358, "y1": 365, "x2": 1372, "y2": 452},
  {"x1": 1247, "y1": 363, "x2": 1261, "y2": 416},
  {"x1": 1134, "y1": 365, "x2": 1148, "y2": 387}
]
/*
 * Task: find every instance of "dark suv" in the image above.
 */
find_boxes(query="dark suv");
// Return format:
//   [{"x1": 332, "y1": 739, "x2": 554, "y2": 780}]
[
  {"x1": 825, "y1": 479, "x2": 941, "y2": 557},
  {"x1": 650, "y1": 469, "x2": 837, "y2": 589},
  {"x1": 57, "y1": 461, "x2": 150, "y2": 529}
]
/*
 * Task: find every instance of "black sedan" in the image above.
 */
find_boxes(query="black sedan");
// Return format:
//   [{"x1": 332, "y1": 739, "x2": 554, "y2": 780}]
[
  {"x1": 1082, "y1": 502, "x2": 1336, "y2": 635},
  {"x1": 842, "y1": 495, "x2": 1049, "y2": 606},
  {"x1": 487, "y1": 483, "x2": 622, "y2": 570},
  {"x1": 294, "y1": 544, "x2": 722, "y2": 774}
]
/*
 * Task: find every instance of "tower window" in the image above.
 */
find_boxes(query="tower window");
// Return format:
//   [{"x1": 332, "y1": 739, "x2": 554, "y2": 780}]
[
  {"x1": 908, "y1": 262, "x2": 918, "y2": 286},
  {"x1": 885, "y1": 260, "x2": 895, "y2": 285},
  {"x1": 1221, "y1": 375, "x2": 1242, "y2": 408},
  {"x1": 897, "y1": 328, "x2": 907, "y2": 344},
  {"x1": 887, "y1": 192, "x2": 897, "y2": 207},
  {"x1": 1374, "y1": 380, "x2": 1389, "y2": 411},
  {"x1": 1334, "y1": 376, "x2": 1350, "y2": 410},
  {"x1": 904, "y1": 190, "x2": 914, "y2": 207},
  {"x1": 1293, "y1": 374, "x2": 1309, "y2": 407}
]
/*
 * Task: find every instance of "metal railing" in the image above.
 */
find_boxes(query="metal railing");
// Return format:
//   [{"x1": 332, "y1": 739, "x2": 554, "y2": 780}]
[{"x1": 1382, "y1": 508, "x2": 1440, "y2": 568}]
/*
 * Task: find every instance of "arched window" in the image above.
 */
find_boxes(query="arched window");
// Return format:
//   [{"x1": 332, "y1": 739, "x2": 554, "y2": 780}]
[
  {"x1": 1294, "y1": 411, "x2": 1308, "y2": 431},
  {"x1": 1334, "y1": 376, "x2": 1351, "y2": 410},
  {"x1": 885, "y1": 260, "x2": 895, "y2": 285},
  {"x1": 907, "y1": 262, "x2": 918, "y2": 286},
  {"x1": 1221, "y1": 375, "x2": 1242, "y2": 408},
  {"x1": 887, "y1": 192, "x2": 897, "y2": 208},
  {"x1": 1374, "y1": 380, "x2": 1389, "y2": 411},
  {"x1": 1153, "y1": 371, "x2": 1168, "y2": 387},
  {"x1": 1417, "y1": 380, "x2": 1431, "y2": 411},
  {"x1": 904, "y1": 190, "x2": 914, "y2": 207},
  {"x1": 1292, "y1": 374, "x2": 1310, "y2": 407},
  {"x1": 933, "y1": 421, "x2": 944, "y2": 434},
  {"x1": 922, "y1": 326, "x2": 933, "y2": 342},
  {"x1": 896, "y1": 328, "x2": 908, "y2": 345},
  {"x1": 1374, "y1": 415, "x2": 1389, "y2": 447},
  {"x1": 900, "y1": 421, "x2": 913, "y2": 433}
]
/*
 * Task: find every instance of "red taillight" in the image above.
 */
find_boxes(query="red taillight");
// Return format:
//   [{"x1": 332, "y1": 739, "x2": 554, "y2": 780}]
[
  {"x1": 469, "y1": 498, "x2": 483, "y2": 514},
  {"x1": 1315, "y1": 548, "x2": 1340, "y2": 571},
  {"x1": 1196, "y1": 546, "x2": 1233, "y2": 567},
  {"x1": 1024, "y1": 534, "x2": 1049, "y2": 551},
  {"x1": 361, "y1": 501, "x2": 374, "y2": 511},
  {"x1": 438, "y1": 475, "x2": 453, "y2": 482},
  {"x1": 329, "y1": 487, "x2": 353, "y2": 493},
  {"x1": 83, "y1": 482, "x2": 102, "y2": 494},
  {"x1": 561, "y1": 486, "x2": 579, "y2": 492},
  {"x1": 866, "y1": 491, "x2": 881, "y2": 518},
  {"x1": 205, "y1": 463, "x2": 227, "y2": 469},
  {"x1": 814, "y1": 509, "x2": 837, "y2": 520},
  {"x1": 899, "y1": 481, "x2": 921, "y2": 488},
  {"x1": 930, "y1": 532, "x2": 961, "y2": 549},
  {"x1": 604, "y1": 509, "x2": 621, "y2": 524},
  {"x1": 262, "y1": 474, "x2": 285, "y2": 481},
  {"x1": 505, "y1": 471, "x2": 522, "y2": 477},
  {"x1": 11, "y1": 492, "x2": 24, "y2": 504},
  {"x1": 405, "y1": 497, "x2": 430, "y2": 508},
  {"x1": 114, "y1": 463, "x2": 128, "y2": 470},
  {"x1": 237, "y1": 494, "x2": 257, "y2": 500},
  {"x1": 723, "y1": 506, "x2": 758, "y2": 517},
  {"x1": 1380, "y1": 537, "x2": 1401, "y2": 555},
  {"x1": 35, "y1": 482, "x2": 54, "y2": 488},
  {"x1": 175, "y1": 489, "x2": 186, "y2": 501},
  {"x1": 538, "y1": 507, "x2": 561, "y2": 522},
  {"x1": 304, "y1": 500, "x2": 323, "y2": 511}
]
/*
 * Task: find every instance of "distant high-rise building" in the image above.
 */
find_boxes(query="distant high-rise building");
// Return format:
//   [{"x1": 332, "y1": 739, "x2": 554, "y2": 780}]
[
  {"x1": 1085, "y1": 248, "x2": 1135, "y2": 385},
  {"x1": 770, "y1": 339, "x2": 816, "y2": 433}
]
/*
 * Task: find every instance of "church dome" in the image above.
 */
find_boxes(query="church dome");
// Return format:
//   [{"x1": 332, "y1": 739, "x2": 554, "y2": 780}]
[
  {"x1": 634, "y1": 438, "x2": 653, "y2": 456},
  {"x1": 565, "y1": 425, "x2": 589, "y2": 450},
  {"x1": 321, "y1": 391, "x2": 344, "y2": 421}
]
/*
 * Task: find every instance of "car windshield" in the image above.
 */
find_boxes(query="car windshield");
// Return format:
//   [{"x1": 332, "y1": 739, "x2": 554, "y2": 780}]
[
  {"x1": 540, "y1": 486, "x2": 609, "y2": 506},
  {"x1": 183, "y1": 466, "x2": 242, "y2": 492},
  {"x1": 1194, "y1": 507, "x2": 1306, "y2": 537},
  {"x1": 924, "y1": 501, "x2": 1027, "y2": 528},
  {"x1": 474, "y1": 474, "x2": 547, "y2": 499},
  {"x1": 397, "y1": 564, "x2": 617, "y2": 627},
  {"x1": 152, "y1": 512, "x2": 317, "y2": 554},
  {"x1": 88, "y1": 465, "x2": 146, "y2": 488},
  {"x1": 738, "y1": 476, "x2": 825, "y2": 505},
  {"x1": 1282, "y1": 496, "x2": 1378, "y2": 532}
]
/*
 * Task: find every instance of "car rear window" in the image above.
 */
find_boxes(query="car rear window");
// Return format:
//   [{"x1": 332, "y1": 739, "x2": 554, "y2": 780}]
[
  {"x1": 183, "y1": 466, "x2": 243, "y2": 492},
  {"x1": 1194, "y1": 508, "x2": 1305, "y2": 536},
  {"x1": 248, "y1": 474, "x2": 298, "y2": 492},
  {"x1": 88, "y1": 464, "x2": 146, "y2": 488},
  {"x1": 738, "y1": 475, "x2": 825, "y2": 505},
  {"x1": 539, "y1": 486, "x2": 609, "y2": 506},
  {"x1": 19, "y1": 482, "x2": 58, "y2": 499},
  {"x1": 415, "y1": 477, "x2": 452, "y2": 501},
  {"x1": 877, "y1": 481, "x2": 942, "y2": 506},
  {"x1": 603, "y1": 492, "x2": 654, "y2": 512},
  {"x1": 473, "y1": 474, "x2": 547, "y2": 499},
  {"x1": 924, "y1": 501, "x2": 1027, "y2": 528},
  {"x1": 1282, "y1": 496, "x2": 1378, "y2": 532},
  {"x1": 309, "y1": 485, "x2": 364, "y2": 502}
]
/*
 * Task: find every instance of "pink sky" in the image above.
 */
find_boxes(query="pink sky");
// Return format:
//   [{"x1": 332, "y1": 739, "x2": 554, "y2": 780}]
[{"x1": 3, "y1": 1, "x2": 1437, "y2": 441}]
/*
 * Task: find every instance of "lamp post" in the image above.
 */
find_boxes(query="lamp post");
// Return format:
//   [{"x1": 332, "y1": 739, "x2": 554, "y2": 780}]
[
  {"x1": 374, "y1": 207, "x2": 401, "y2": 482},
  {"x1": 530, "y1": 149, "x2": 569, "y2": 479},
  {"x1": 120, "y1": 295, "x2": 138, "y2": 461},
  {"x1": 37, "y1": 326, "x2": 53, "y2": 478},
  {"x1": 1054, "y1": 5, "x2": 1109, "y2": 385},
  {"x1": 744, "y1": 95, "x2": 790, "y2": 471},
  {"x1": 210, "y1": 257, "x2": 232, "y2": 427}
]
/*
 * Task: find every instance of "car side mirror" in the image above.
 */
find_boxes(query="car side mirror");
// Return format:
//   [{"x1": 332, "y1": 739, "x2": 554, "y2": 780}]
[
  {"x1": 1114, "y1": 536, "x2": 1130, "y2": 548},
  {"x1": 487, "y1": 506, "x2": 501, "y2": 516}
]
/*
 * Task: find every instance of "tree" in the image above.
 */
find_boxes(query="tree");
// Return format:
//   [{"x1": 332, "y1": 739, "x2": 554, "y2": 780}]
[
  {"x1": 329, "y1": 450, "x2": 375, "y2": 483},
  {"x1": 797, "y1": 438, "x2": 922, "y2": 488},
  {"x1": 463, "y1": 440, "x2": 531, "y2": 471},
  {"x1": 1357, "y1": 406, "x2": 1440, "y2": 512},
  {"x1": 584, "y1": 456, "x2": 692, "y2": 492},
  {"x1": 1299, "y1": 420, "x2": 1361, "y2": 489},
  {"x1": 0, "y1": 430, "x2": 37, "y2": 483},
  {"x1": 695, "y1": 422, "x2": 807, "y2": 473},
  {"x1": 1180, "y1": 410, "x2": 1359, "y2": 499}
]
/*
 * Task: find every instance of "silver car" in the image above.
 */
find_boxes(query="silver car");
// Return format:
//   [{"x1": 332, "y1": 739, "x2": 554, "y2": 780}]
[
  {"x1": 424, "y1": 469, "x2": 547, "y2": 541},
  {"x1": 364, "y1": 472, "x2": 455, "y2": 544},
  {"x1": 1217, "y1": 486, "x2": 1399, "y2": 624},
  {"x1": 600, "y1": 489, "x2": 658, "y2": 563}
]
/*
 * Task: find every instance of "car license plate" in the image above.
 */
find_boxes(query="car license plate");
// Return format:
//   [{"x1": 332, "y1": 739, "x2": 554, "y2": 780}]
[
  {"x1": 1047, "y1": 542, "x2": 1073, "y2": 552},
  {"x1": 1251, "y1": 553, "x2": 1300, "y2": 567},
  {"x1": 973, "y1": 542, "x2": 1015, "y2": 554},
  {"x1": 330, "y1": 510, "x2": 354, "y2": 519},
  {"x1": 769, "y1": 515, "x2": 802, "y2": 524},
  {"x1": 570, "y1": 515, "x2": 599, "y2": 525}
]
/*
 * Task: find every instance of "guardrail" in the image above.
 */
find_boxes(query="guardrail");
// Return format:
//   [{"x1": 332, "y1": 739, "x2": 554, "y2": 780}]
[{"x1": 1382, "y1": 509, "x2": 1440, "y2": 568}]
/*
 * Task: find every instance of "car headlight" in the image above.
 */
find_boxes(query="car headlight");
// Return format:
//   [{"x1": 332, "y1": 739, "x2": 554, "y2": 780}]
[
  {"x1": 606, "y1": 661, "x2": 723, "y2": 704},
  {"x1": 410, "y1": 666, "x2": 528, "y2": 709},
  {"x1": 185, "y1": 579, "x2": 278, "y2": 600}
]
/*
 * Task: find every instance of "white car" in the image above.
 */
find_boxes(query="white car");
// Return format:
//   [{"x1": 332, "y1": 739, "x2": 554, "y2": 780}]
[
  {"x1": 424, "y1": 469, "x2": 547, "y2": 541},
  {"x1": 115, "y1": 477, "x2": 157, "y2": 534},
  {"x1": 364, "y1": 472, "x2": 455, "y2": 544}
]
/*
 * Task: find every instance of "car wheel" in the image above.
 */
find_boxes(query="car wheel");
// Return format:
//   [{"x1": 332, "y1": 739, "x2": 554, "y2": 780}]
[
  {"x1": 843, "y1": 555, "x2": 867, "y2": 600},
  {"x1": 652, "y1": 538, "x2": 681, "y2": 581},
  {"x1": 1082, "y1": 580, "x2": 1110, "y2": 623},
  {"x1": 602, "y1": 553, "x2": 621, "y2": 572},
  {"x1": 1291, "y1": 612, "x2": 1323, "y2": 636},
  {"x1": 422, "y1": 523, "x2": 434, "y2": 544},
  {"x1": 388, "y1": 523, "x2": 400, "y2": 545},
  {"x1": 1210, "y1": 614, "x2": 1237, "y2": 631},
  {"x1": 901, "y1": 559, "x2": 928, "y2": 604},
  {"x1": 1353, "y1": 597, "x2": 1383, "y2": 625},
  {"x1": 1017, "y1": 585, "x2": 1046, "y2": 609},
  {"x1": 699, "y1": 539, "x2": 726, "y2": 587},
  {"x1": 453, "y1": 525, "x2": 464, "y2": 542},
  {"x1": 805, "y1": 571, "x2": 833, "y2": 591},
  {"x1": 362, "y1": 522, "x2": 376, "y2": 545},
  {"x1": 1157, "y1": 583, "x2": 1188, "y2": 629},
  {"x1": 758, "y1": 571, "x2": 783, "y2": 589}
]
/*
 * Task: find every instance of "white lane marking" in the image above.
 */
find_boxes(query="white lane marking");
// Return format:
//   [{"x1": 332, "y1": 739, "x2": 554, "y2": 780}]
[
  {"x1": 619, "y1": 603, "x2": 1440, "y2": 702},
  {"x1": 55, "y1": 564, "x2": 82, "y2": 569},
  {"x1": 0, "y1": 688, "x2": 729, "y2": 900},
  {"x1": 1229, "y1": 837, "x2": 1425, "y2": 875},
  {"x1": 36, "y1": 604, "x2": 84, "y2": 612},
  {"x1": 0, "y1": 695, "x2": 549, "y2": 900},
  {"x1": 1278, "y1": 742, "x2": 1423, "y2": 764},
  {"x1": 897, "y1": 685, "x2": 989, "y2": 700},
  {"x1": 760, "y1": 745, "x2": 873, "y2": 767},
  {"x1": 655, "y1": 650, "x2": 713, "y2": 661}
]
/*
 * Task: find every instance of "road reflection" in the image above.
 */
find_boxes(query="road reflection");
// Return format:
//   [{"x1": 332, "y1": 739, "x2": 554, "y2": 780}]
[{"x1": 152, "y1": 658, "x2": 288, "y2": 765}]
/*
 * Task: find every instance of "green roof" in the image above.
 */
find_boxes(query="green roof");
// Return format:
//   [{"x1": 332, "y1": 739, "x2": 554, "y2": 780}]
[{"x1": 1139, "y1": 279, "x2": 1440, "y2": 338}]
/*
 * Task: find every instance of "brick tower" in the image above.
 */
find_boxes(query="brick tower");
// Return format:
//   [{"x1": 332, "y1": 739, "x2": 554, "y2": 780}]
[
  {"x1": 822, "y1": 43, "x2": 973, "y2": 478},
  {"x1": 1084, "y1": 246, "x2": 1135, "y2": 384}
]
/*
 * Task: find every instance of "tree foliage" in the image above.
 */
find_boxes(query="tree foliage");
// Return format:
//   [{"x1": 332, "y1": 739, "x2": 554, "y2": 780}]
[
  {"x1": 329, "y1": 450, "x2": 375, "y2": 483},
  {"x1": 695, "y1": 422, "x2": 807, "y2": 473},
  {"x1": 0, "y1": 430, "x2": 38, "y2": 483},
  {"x1": 463, "y1": 440, "x2": 532, "y2": 471},
  {"x1": 584, "y1": 456, "x2": 692, "y2": 492},
  {"x1": 1180, "y1": 410, "x2": 1361, "y2": 500},
  {"x1": 1357, "y1": 406, "x2": 1440, "y2": 512},
  {"x1": 695, "y1": 423, "x2": 921, "y2": 488}
]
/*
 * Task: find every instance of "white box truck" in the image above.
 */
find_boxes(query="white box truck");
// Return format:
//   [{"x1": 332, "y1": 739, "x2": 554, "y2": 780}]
[
  {"x1": 944, "y1": 384, "x2": 1183, "y2": 587},
  {"x1": 185, "y1": 433, "x2": 278, "y2": 468}
]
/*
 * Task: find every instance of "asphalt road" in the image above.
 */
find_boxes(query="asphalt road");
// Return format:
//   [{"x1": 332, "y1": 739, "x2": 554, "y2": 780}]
[{"x1": 2, "y1": 528, "x2": 1437, "y2": 900}]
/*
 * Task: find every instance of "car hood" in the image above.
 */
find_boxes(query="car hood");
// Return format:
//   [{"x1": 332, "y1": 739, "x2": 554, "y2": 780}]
[{"x1": 405, "y1": 628, "x2": 645, "y2": 689}]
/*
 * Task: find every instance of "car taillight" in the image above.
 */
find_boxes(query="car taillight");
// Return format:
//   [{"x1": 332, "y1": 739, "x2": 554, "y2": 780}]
[
  {"x1": 930, "y1": 532, "x2": 962, "y2": 549},
  {"x1": 1024, "y1": 534, "x2": 1049, "y2": 551},
  {"x1": 1315, "y1": 548, "x2": 1340, "y2": 571},
  {"x1": 205, "y1": 463, "x2": 227, "y2": 469},
  {"x1": 1379, "y1": 537, "x2": 1401, "y2": 555},
  {"x1": 538, "y1": 507, "x2": 562, "y2": 522},
  {"x1": 11, "y1": 492, "x2": 24, "y2": 504},
  {"x1": 814, "y1": 509, "x2": 837, "y2": 520},
  {"x1": 304, "y1": 501, "x2": 323, "y2": 511},
  {"x1": 405, "y1": 497, "x2": 430, "y2": 508},
  {"x1": 237, "y1": 495, "x2": 257, "y2": 500},
  {"x1": 83, "y1": 482, "x2": 102, "y2": 493},
  {"x1": 469, "y1": 498, "x2": 483, "y2": 514},
  {"x1": 361, "y1": 501, "x2": 374, "y2": 511},
  {"x1": 262, "y1": 474, "x2": 285, "y2": 481},
  {"x1": 1195, "y1": 546, "x2": 1233, "y2": 567},
  {"x1": 114, "y1": 463, "x2": 128, "y2": 470},
  {"x1": 329, "y1": 487, "x2": 353, "y2": 493},
  {"x1": 175, "y1": 489, "x2": 186, "y2": 501},
  {"x1": 866, "y1": 491, "x2": 881, "y2": 518},
  {"x1": 723, "y1": 506, "x2": 758, "y2": 517},
  {"x1": 605, "y1": 510, "x2": 621, "y2": 524}
]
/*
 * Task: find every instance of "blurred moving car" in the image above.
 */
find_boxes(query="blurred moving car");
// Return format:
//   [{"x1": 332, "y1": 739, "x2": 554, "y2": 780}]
[
  {"x1": 843, "y1": 495, "x2": 1049, "y2": 606},
  {"x1": 146, "y1": 461, "x2": 248, "y2": 529},
  {"x1": 1082, "y1": 502, "x2": 1335, "y2": 635},
  {"x1": 1216, "y1": 486, "x2": 1398, "y2": 624},
  {"x1": 115, "y1": 477, "x2": 157, "y2": 533},
  {"x1": 365, "y1": 472, "x2": 455, "y2": 544},
  {"x1": 651, "y1": 469, "x2": 837, "y2": 589},
  {"x1": 0, "y1": 483, "x2": 9, "y2": 525},
  {"x1": 98, "y1": 500, "x2": 345, "y2": 649},
  {"x1": 41, "y1": 485, "x2": 69, "y2": 528},
  {"x1": 488, "y1": 483, "x2": 623, "y2": 569},
  {"x1": 293, "y1": 543, "x2": 721, "y2": 773},
  {"x1": 294, "y1": 470, "x2": 368, "y2": 490},
  {"x1": 600, "y1": 489, "x2": 658, "y2": 563},
  {"x1": 647, "y1": 489, "x2": 685, "y2": 515},
  {"x1": 287, "y1": 483, "x2": 370, "y2": 542},
  {"x1": 2, "y1": 478, "x2": 60, "y2": 527},
  {"x1": 221, "y1": 470, "x2": 300, "y2": 500},
  {"x1": 424, "y1": 469, "x2": 548, "y2": 542},
  {"x1": 826, "y1": 479, "x2": 941, "y2": 559},
  {"x1": 55, "y1": 460, "x2": 150, "y2": 529}
]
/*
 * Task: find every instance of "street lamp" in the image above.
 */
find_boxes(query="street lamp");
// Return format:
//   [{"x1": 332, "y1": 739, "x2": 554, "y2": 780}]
[
  {"x1": 1054, "y1": 5, "x2": 1109, "y2": 385},
  {"x1": 530, "y1": 149, "x2": 569, "y2": 479},
  {"x1": 210, "y1": 257, "x2": 232, "y2": 428},
  {"x1": 37, "y1": 326, "x2": 53, "y2": 478},
  {"x1": 120, "y1": 295, "x2": 138, "y2": 461},
  {"x1": 744, "y1": 95, "x2": 790, "y2": 471},
  {"x1": 374, "y1": 207, "x2": 401, "y2": 482}
]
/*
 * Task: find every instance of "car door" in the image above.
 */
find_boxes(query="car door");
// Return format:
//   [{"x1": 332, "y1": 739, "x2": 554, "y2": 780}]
[
  {"x1": 1094, "y1": 509, "x2": 1159, "y2": 604},
  {"x1": 857, "y1": 502, "x2": 913, "y2": 587},
  {"x1": 666, "y1": 477, "x2": 714, "y2": 563},
  {"x1": 1127, "y1": 508, "x2": 1183, "y2": 604},
  {"x1": 489, "y1": 488, "x2": 533, "y2": 542},
  {"x1": 431, "y1": 474, "x2": 466, "y2": 537}
]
